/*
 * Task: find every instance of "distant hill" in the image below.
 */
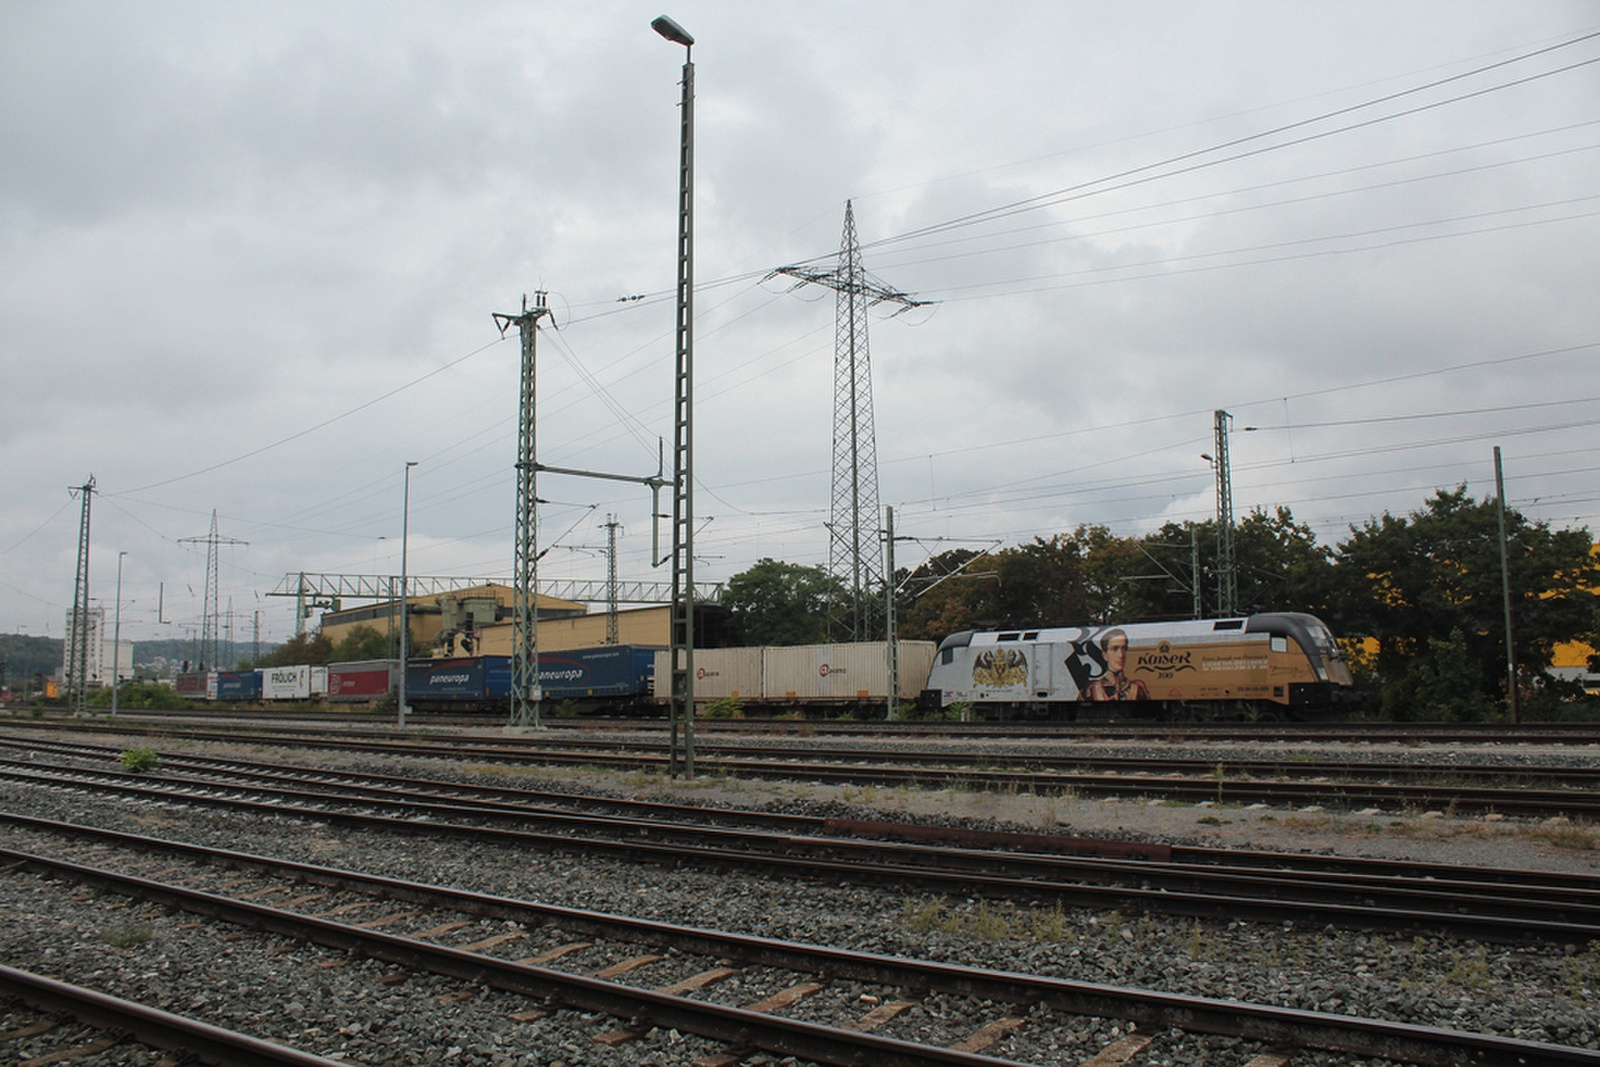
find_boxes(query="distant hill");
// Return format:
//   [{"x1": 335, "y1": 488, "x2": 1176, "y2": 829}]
[
  {"x1": 132, "y1": 637, "x2": 281, "y2": 672},
  {"x1": 0, "y1": 634, "x2": 282, "y2": 686},
  {"x1": 0, "y1": 633, "x2": 62, "y2": 684}
]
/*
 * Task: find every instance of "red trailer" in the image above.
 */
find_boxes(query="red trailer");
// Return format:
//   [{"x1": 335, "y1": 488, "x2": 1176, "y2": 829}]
[{"x1": 326, "y1": 659, "x2": 397, "y2": 703}]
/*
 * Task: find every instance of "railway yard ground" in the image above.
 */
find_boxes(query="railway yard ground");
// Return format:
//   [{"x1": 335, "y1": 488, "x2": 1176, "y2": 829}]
[{"x1": 2, "y1": 716, "x2": 1599, "y2": 1066}]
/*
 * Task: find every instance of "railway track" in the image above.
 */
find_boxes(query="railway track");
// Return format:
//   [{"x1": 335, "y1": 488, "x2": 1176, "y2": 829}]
[
  {"x1": 4, "y1": 814, "x2": 1596, "y2": 1066},
  {"x1": 6, "y1": 720, "x2": 1599, "y2": 818},
  {"x1": 0, "y1": 965, "x2": 342, "y2": 1065},
  {"x1": 3, "y1": 738, "x2": 1598, "y2": 944},
  {"x1": 74, "y1": 707, "x2": 1600, "y2": 745}
]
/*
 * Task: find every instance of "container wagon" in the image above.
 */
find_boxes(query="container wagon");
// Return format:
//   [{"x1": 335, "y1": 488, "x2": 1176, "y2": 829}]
[
  {"x1": 405, "y1": 655, "x2": 511, "y2": 712},
  {"x1": 260, "y1": 664, "x2": 329, "y2": 702},
  {"x1": 652, "y1": 641, "x2": 937, "y2": 712},
  {"x1": 538, "y1": 645, "x2": 661, "y2": 711},
  {"x1": 327, "y1": 659, "x2": 399, "y2": 704},
  {"x1": 214, "y1": 670, "x2": 262, "y2": 703}
]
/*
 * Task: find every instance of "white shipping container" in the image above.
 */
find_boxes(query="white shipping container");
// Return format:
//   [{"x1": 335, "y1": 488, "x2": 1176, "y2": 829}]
[
  {"x1": 652, "y1": 647, "x2": 762, "y2": 702},
  {"x1": 262, "y1": 664, "x2": 312, "y2": 700},
  {"x1": 310, "y1": 665, "x2": 329, "y2": 697},
  {"x1": 762, "y1": 641, "x2": 937, "y2": 702},
  {"x1": 895, "y1": 641, "x2": 938, "y2": 700}
]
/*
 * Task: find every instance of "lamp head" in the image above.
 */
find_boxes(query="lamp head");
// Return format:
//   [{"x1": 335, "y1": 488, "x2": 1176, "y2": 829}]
[{"x1": 651, "y1": 15, "x2": 694, "y2": 47}]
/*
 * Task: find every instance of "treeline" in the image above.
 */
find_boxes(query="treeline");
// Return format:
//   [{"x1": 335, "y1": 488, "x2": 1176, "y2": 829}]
[
  {"x1": 243, "y1": 624, "x2": 414, "y2": 670},
  {"x1": 0, "y1": 633, "x2": 62, "y2": 689},
  {"x1": 723, "y1": 487, "x2": 1600, "y2": 721}
]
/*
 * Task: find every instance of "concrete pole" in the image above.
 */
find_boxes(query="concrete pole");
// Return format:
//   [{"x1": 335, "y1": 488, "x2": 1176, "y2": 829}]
[
  {"x1": 112, "y1": 551, "x2": 126, "y2": 718},
  {"x1": 399, "y1": 461, "x2": 417, "y2": 727}
]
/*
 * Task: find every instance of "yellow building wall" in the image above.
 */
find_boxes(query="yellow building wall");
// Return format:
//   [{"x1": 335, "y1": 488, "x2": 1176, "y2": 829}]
[
  {"x1": 453, "y1": 605, "x2": 672, "y2": 656},
  {"x1": 318, "y1": 584, "x2": 586, "y2": 653}
]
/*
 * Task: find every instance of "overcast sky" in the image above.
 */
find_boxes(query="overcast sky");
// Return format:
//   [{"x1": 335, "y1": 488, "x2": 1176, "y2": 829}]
[{"x1": 3, "y1": 1, "x2": 1598, "y2": 649}]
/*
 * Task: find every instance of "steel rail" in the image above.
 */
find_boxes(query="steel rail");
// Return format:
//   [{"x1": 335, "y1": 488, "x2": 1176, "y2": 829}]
[
  {"x1": 4, "y1": 763, "x2": 1598, "y2": 944},
  {"x1": 7, "y1": 722, "x2": 1597, "y2": 817},
  {"x1": 8, "y1": 756, "x2": 1600, "y2": 939},
  {"x1": 537, "y1": 740, "x2": 1600, "y2": 788},
  {"x1": 44, "y1": 709, "x2": 1600, "y2": 746},
  {"x1": 0, "y1": 964, "x2": 342, "y2": 1066},
  {"x1": 5, "y1": 820, "x2": 1598, "y2": 1067},
  {"x1": 0, "y1": 845, "x2": 1041, "y2": 1067},
  {"x1": 14, "y1": 735, "x2": 1600, "y2": 896},
  {"x1": 12, "y1": 740, "x2": 1600, "y2": 910}
]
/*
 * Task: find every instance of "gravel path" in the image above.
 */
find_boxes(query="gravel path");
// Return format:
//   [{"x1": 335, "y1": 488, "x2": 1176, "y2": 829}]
[{"x1": 2, "y1": 729, "x2": 1599, "y2": 1065}]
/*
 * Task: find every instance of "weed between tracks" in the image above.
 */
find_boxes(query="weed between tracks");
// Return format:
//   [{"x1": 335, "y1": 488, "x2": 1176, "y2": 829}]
[
  {"x1": 901, "y1": 897, "x2": 1074, "y2": 942},
  {"x1": 1526, "y1": 817, "x2": 1600, "y2": 850},
  {"x1": 1562, "y1": 942, "x2": 1600, "y2": 999},
  {"x1": 101, "y1": 923, "x2": 155, "y2": 949}
]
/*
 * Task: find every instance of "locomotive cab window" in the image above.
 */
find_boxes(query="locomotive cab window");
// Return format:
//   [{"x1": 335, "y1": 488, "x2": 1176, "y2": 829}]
[
  {"x1": 998, "y1": 632, "x2": 1021, "y2": 641},
  {"x1": 1271, "y1": 636, "x2": 1288, "y2": 653}
]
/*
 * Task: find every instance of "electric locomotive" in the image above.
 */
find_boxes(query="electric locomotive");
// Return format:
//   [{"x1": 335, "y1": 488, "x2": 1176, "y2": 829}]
[{"x1": 924, "y1": 612, "x2": 1357, "y2": 721}]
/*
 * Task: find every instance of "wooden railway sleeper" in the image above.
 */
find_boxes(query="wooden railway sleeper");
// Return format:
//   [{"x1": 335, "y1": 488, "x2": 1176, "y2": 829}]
[{"x1": 5, "y1": 825, "x2": 1600, "y2": 1066}]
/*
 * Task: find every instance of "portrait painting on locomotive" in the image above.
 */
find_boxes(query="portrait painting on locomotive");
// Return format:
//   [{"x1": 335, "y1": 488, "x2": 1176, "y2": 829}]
[
  {"x1": 1065, "y1": 626, "x2": 1290, "y2": 704},
  {"x1": 927, "y1": 613, "x2": 1353, "y2": 719}
]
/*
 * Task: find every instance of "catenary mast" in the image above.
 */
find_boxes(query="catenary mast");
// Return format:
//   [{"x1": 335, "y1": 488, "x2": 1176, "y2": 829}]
[
  {"x1": 495, "y1": 291, "x2": 552, "y2": 728},
  {"x1": 67, "y1": 477, "x2": 94, "y2": 715}
]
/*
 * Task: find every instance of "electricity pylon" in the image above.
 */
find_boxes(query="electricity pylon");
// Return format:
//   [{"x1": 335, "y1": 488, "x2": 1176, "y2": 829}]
[
  {"x1": 179, "y1": 511, "x2": 247, "y2": 670},
  {"x1": 773, "y1": 201, "x2": 928, "y2": 640}
]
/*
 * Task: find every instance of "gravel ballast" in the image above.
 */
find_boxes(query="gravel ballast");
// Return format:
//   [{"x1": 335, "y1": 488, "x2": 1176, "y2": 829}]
[{"x1": 2, "y1": 728, "x2": 1598, "y2": 1065}]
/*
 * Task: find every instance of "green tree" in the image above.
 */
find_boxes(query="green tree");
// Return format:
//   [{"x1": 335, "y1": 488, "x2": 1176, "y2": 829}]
[
  {"x1": 989, "y1": 527, "x2": 1129, "y2": 626},
  {"x1": 0, "y1": 634, "x2": 64, "y2": 694},
  {"x1": 898, "y1": 527, "x2": 1133, "y2": 637},
  {"x1": 1119, "y1": 508, "x2": 1334, "y2": 622},
  {"x1": 898, "y1": 549, "x2": 992, "y2": 641},
  {"x1": 1231, "y1": 506, "x2": 1337, "y2": 615},
  {"x1": 723, "y1": 558, "x2": 844, "y2": 645},
  {"x1": 1330, "y1": 486, "x2": 1598, "y2": 719},
  {"x1": 257, "y1": 631, "x2": 333, "y2": 667},
  {"x1": 329, "y1": 624, "x2": 396, "y2": 663}
]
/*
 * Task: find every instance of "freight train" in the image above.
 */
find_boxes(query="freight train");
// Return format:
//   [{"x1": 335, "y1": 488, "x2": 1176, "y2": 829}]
[
  {"x1": 170, "y1": 613, "x2": 1358, "y2": 721},
  {"x1": 405, "y1": 641, "x2": 937, "y2": 713}
]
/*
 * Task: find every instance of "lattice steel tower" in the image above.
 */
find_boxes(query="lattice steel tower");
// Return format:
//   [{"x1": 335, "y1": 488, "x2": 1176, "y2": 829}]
[
  {"x1": 179, "y1": 510, "x2": 246, "y2": 670},
  {"x1": 603, "y1": 515, "x2": 621, "y2": 646},
  {"x1": 494, "y1": 291, "x2": 552, "y2": 728},
  {"x1": 1212, "y1": 410, "x2": 1237, "y2": 617},
  {"x1": 774, "y1": 201, "x2": 927, "y2": 640},
  {"x1": 66, "y1": 477, "x2": 95, "y2": 715}
]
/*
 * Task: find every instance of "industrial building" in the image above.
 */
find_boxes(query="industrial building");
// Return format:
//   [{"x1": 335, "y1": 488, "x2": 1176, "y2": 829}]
[{"x1": 316, "y1": 583, "x2": 733, "y2": 658}]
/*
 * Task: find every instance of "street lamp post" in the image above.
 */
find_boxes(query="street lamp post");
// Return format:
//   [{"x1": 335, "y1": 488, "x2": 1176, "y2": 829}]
[
  {"x1": 112, "y1": 551, "x2": 126, "y2": 719},
  {"x1": 398, "y1": 461, "x2": 418, "y2": 727},
  {"x1": 653, "y1": 13, "x2": 696, "y2": 778}
]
